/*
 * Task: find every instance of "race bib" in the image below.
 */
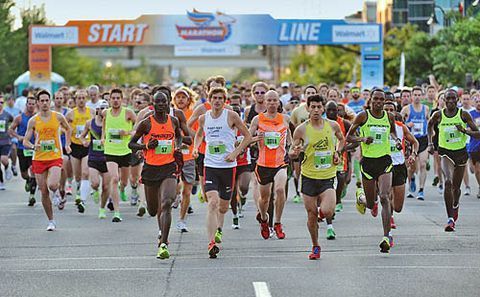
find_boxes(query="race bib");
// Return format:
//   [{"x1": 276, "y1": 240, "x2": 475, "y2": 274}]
[
  {"x1": 444, "y1": 126, "x2": 462, "y2": 144},
  {"x1": 369, "y1": 126, "x2": 387, "y2": 145},
  {"x1": 40, "y1": 140, "x2": 55, "y2": 152},
  {"x1": 208, "y1": 141, "x2": 226, "y2": 155},
  {"x1": 23, "y1": 149, "x2": 34, "y2": 157},
  {"x1": 75, "y1": 125, "x2": 85, "y2": 138},
  {"x1": 0, "y1": 120, "x2": 5, "y2": 133},
  {"x1": 155, "y1": 140, "x2": 173, "y2": 155},
  {"x1": 314, "y1": 151, "x2": 332, "y2": 169},
  {"x1": 92, "y1": 139, "x2": 104, "y2": 152},
  {"x1": 412, "y1": 122, "x2": 424, "y2": 135},
  {"x1": 108, "y1": 129, "x2": 122, "y2": 143},
  {"x1": 264, "y1": 132, "x2": 281, "y2": 149}
]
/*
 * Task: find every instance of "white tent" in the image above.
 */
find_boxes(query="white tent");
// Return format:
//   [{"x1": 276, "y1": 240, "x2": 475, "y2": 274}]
[{"x1": 14, "y1": 71, "x2": 66, "y2": 95}]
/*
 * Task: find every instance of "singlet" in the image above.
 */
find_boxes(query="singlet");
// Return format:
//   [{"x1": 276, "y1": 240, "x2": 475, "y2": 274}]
[
  {"x1": 390, "y1": 121, "x2": 406, "y2": 166},
  {"x1": 70, "y1": 107, "x2": 92, "y2": 145},
  {"x1": 204, "y1": 109, "x2": 236, "y2": 168},
  {"x1": 104, "y1": 107, "x2": 133, "y2": 156},
  {"x1": 181, "y1": 108, "x2": 194, "y2": 162},
  {"x1": 347, "y1": 99, "x2": 366, "y2": 114},
  {"x1": 0, "y1": 111, "x2": 13, "y2": 146},
  {"x1": 236, "y1": 131, "x2": 251, "y2": 166},
  {"x1": 257, "y1": 113, "x2": 288, "y2": 168},
  {"x1": 468, "y1": 109, "x2": 480, "y2": 152},
  {"x1": 438, "y1": 108, "x2": 467, "y2": 151},
  {"x1": 33, "y1": 112, "x2": 62, "y2": 161},
  {"x1": 17, "y1": 113, "x2": 34, "y2": 151},
  {"x1": 335, "y1": 117, "x2": 348, "y2": 172},
  {"x1": 88, "y1": 119, "x2": 105, "y2": 162},
  {"x1": 144, "y1": 115, "x2": 175, "y2": 166},
  {"x1": 194, "y1": 102, "x2": 211, "y2": 155},
  {"x1": 301, "y1": 120, "x2": 337, "y2": 180},
  {"x1": 246, "y1": 103, "x2": 259, "y2": 125},
  {"x1": 406, "y1": 104, "x2": 427, "y2": 138},
  {"x1": 359, "y1": 110, "x2": 391, "y2": 158}
]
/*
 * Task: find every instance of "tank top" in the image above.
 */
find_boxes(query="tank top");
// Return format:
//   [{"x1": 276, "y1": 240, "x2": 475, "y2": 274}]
[
  {"x1": 468, "y1": 109, "x2": 480, "y2": 152},
  {"x1": 236, "y1": 131, "x2": 251, "y2": 166},
  {"x1": 60, "y1": 108, "x2": 68, "y2": 148},
  {"x1": 144, "y1": 115, "x2": 176, "y2": 166},
  {"x1": 257, "y1": 113, "x2": 287, "y2": 168},
  {"x1": 335, "y1": 117, "x2": 348, "y2": 172},
  {"x1": 438, "y1": 108, "x2": 467, "y2": 151},
  {"x1": 359, "y1": 110, "x2": 391, "y2": 158},
  {"x1": 347, "y1": 99, "x2": 366, "y2": 114},
  {"x1": 204, "y1": 109, "x2": 236, "y2": 168},
  {"x1": 33, "y1": 112, "x2": 62, "y2": 161},
  {"x1": 246, "y1": 103, "x2": 259, "y2": 124},
  {"x1": 17, "y1": 113, "x2": 34, "y2": 151},
  {"x1": 181, "y1": 108, "x2": 194, "y2": 162},
  {"x1": 88, "y1": 119, "x2": 105, "y2": 162},
  {"x1": 406, "y1": 104, "x2": 427, "y2": 138},
  {"x1": 0, "y1": 111, "x2": 13, "y2": 145},
  {"x1": 71, "y1": 107, "x2": 92, "y2": 145},
  {"x1": 301, "y1": 120, "x2": 337, "y2": 180},
  {"x1": 390, "y1": 121, "x2": 405, "y2": 166},
  {"x1": 104, "y1": 107, "x2": 133, "y2": 156}
]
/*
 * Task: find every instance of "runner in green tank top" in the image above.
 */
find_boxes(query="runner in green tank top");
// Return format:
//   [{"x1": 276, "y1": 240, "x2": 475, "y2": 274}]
[
  {"x1": 346, "y1": 89, "x2": 401, "y2": 253},
  {"x1": 289, "y1": 95, "x2": 345, "y2": 260},
  {"x1": 428, "y1": 89, "x2": 480, "y2": 232},
  {"x1": 101, "y1": 88, "x2": 136, "y2": 222}
]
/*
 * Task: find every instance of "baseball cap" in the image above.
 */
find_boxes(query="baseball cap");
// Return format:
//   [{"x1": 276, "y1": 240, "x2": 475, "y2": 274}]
[
  {"x1": 97, "y1": 100, "x2": 109, "y2": 109},
  {"x1": 281, "y1": 82, "x2": 290, "y2": 88}
]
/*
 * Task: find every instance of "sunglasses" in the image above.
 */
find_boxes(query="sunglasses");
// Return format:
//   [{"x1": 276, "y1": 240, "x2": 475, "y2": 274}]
[
  {"x1": 254, "y1": 91, "x2": 266, "y2": 95},
  {"x1": 0, "y1": 101, "x2": 4, "y2": 104},
  {"x1": 135, "y1": 101, "x2": 144, "y2": 104}
]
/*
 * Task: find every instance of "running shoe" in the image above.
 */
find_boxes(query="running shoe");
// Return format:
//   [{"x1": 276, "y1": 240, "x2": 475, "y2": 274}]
[
  {"x1": 340, "y1": 187, "x2": 347, "y2": 199},
  {"x1": 58, "y1": 198, "x2": 66, "y2": 210},
  {"x1": 0, "y1": 182, "x2": 5, "y2": 190},
  {"x1": 465, "y1": 186, "x2": 471, "y2": 196},
  {"x1": 198, "y1": 192, "x2": 205, "y2": 203},
  {"x1": 240, "y1": 194, "x2": 247, "y2": 207},
  {"x1": 379, "y1": 236, "x2": 390, "y2": 253},
  {"x1": 274, "y1": 223, "x2": 286, "y2": 239},
  {"x1": 77, "y1": 201, "x2": 85, "y2": 213},
  {"x1": 355, "y1": 188, "x2": 366, "y2": 215},
  {"x1": 191, "y1": 185, "x2": 198, "y2": 195},
  {"x1": 89, "y1": 190, "x2": 98, "y2": 204},
  {"x1": 409, "y1": 177, "x2": 416, "y2": 193},
  {"x1": 120, "y1": 189, "x2": 128, "y2": 202},
  {"x1": 53, "y1": 192, "x2": 61, "y2": 207},
  {"x1": 137, "y1": 203, "x2": 146, "y2": 217},
  {"x1": 256, "y1": 212, "x2": 262, "y2": 224},
  {"x1": 187, "y1": 206, "x2": 194, "y2": 214},
  {"x1": 208, "y1": 241, "x2": 219, "y2": 259},
  {"x1": 390, "y1": 216, "x2": 397, "y2": 229},
  {"x1": 65, "y1": 183, "x2": 73, "y2": 196},
  {"x1": 46, "y1": 221, "x2": 56, "y2": 231},
  {"x1": 356, "y1": 180, "x2": 362, "y2": 188},
  {"x1": 172, "y1": 194, "x2": 181, "y2": 209},
  {"x1": 214, "y1": 228, "x2": 223, "y2": 243},
  {"x1": 177, "y1": 220, "x2": 189, "y2": 233},
  {"x1": 292, "y1": 194, "x2": 301, "y2": 203},
  {"x1": 74, "y1": 197, "x2": 81, "y2": 205},
  {"x1": 417, "y1": 191, "x2": 425, "y2": 201},
  {"x1": 371, "y1": 201, "x2": 379, "y2": 218},
  {"x1": 260, "y1": 216, "x2": 270, "y2": 240},
  {"x1": 107, "y1": 199, "x2": 114, "y2": 211},
  {"x1": 326, "y1": 228, "x2": 336, "y2": 240},
  {"x1": 388, "y1": 235, "x2": 394, "y2": 248},
  {"x1": 232, "y1": 217, "x2": 240, "y2": 230},
  {"x1": 308, "y1": 246, "x2": 321, "y2": 260},
  {"x1": 98, "y1": 208, "x2": 107, "y2": 219},
  {"x1": 438, "y1": 184, "x2": 444, "y2": 195},
  {"x1": 112, "y1": 212, "x2": 122, "y2": 222},
  {"x1": 28, "y1": 195, "x2": 36, "y2": 207},
  {"x1": 24, "y1": 180, "x2": 30, "y2": 192},
  {"x1": 269, "y1": 227, "x2": 275, "y2": 238},
  {"x1": 335, "y1": 203, "x2": 343, "y2": 212},
  {"x1": 12, "y1": 166, "x2": 17, "y2": 177},
  {"x1": 432, "y1": 176, "x2": 439, "y2": 186},
  {"x1": 5, "y1": 167, "x2": 13, "y2": 181},
  {"x1": 130, "y1": 189, "x2": 139, "y2": 206},
  {"x1": 444, "y1": 219, "x2": 455, "y2": 232},
  {"x1": 426, "y1": 161, "x2": 430, "y2": 171},
  {"x1": 453, "y1": 206, "x2": 459, "y2": 222},
  {"x1": 157, "y1": 243, "x2": 170, "y2": 260},
  {"x1": 407, "y1": 192, "x2": 414, "y2": 198}
]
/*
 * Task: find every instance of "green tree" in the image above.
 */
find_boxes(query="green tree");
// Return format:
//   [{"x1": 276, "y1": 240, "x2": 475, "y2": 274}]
[{"x1": 0, "y1": 0, "x2": 20, "y2": 90}]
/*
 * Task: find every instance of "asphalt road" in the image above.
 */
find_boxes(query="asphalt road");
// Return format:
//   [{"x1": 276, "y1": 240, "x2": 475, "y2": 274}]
[{"x1": 1, "y1": 170, "x2": 480, "y2": 297}]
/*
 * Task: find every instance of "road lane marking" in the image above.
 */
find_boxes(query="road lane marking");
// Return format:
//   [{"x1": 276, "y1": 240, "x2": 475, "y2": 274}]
[{"x1": 253, "y1": 282, "x2": 272, "y2": 297}]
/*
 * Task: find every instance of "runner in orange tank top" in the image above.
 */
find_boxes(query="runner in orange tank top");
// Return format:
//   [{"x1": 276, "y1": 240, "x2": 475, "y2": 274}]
[
  {"x1": 129, "y1": 91, "x2": 188, "y2": 260},
  {"x1": 249, "y1": 90, "x2": 291, "y2": 240},
  {"x1": 23, "y1": 90, "x2": 71, "y2": 232}
]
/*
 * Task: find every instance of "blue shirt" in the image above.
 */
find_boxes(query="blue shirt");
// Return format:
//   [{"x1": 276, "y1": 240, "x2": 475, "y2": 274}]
[
  {"x1": 4, "y1": 106, "x2": 21, "y2": 118},
  {"x1": 468, "y1": 110, "x2": 480, "y2": 152},
  {"x1": 347, "y1": 99, "x2": 365, "y2": 114},
  {"x1": 406, "y1": 104, "x2": 428, "y2": 138}
]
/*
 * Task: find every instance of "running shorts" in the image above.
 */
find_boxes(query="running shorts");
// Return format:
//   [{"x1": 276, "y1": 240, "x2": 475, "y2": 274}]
[
  {"x1": 88, "y1": 160, "x2": 108, "y2": 174},
  {"x1": 32, "y1": 158, "x2": 63, "y2": 174},
  {"x1": 254, "y1": 165, "x2": 287, "y2": 185},
  {"x1": 181, "y1": 159, "x2": 196, "y2": 184},
  {"x1": 70, "y1": 143, "x2": 89, "y2": 160},
  {"x1": 300, "y1": 175, "x2": 334, "y2": 197},
  {"x1": 105, "y1": 153, "x2": 132, "y2": 168},
  {"x1": 439, "y1": 147, "x2": 468, "y2": 167},
  {"x1": 360, "y1": 155, "x2": 393, "y2": 180},
  {"x1": 392, "y1": 163, "x2": 407, "y2": 187},
  {"x1": 204, "y1": 167, "x2": 236, "y2": 200},
  {"x1": 141, "y1": 162, "x2": 176, "y2": 186}
]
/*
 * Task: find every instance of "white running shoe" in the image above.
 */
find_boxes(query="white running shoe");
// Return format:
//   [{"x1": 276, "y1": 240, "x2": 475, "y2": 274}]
[
  {"x1": 53, "y1": 192, "x2": 61, "y2": 207},
  {"x1": 0, "y1": 182, "x2": 5, "y2": 190},
  {"x1": 269, "y1": 227, "x2": 275, "y2": 238},
  {"x1": 465, "y1": 186, "x2": 471, "y2": 196},
  {"x1": 46, "y1": 221, "x2": 56, "y2": 231},
  {"x1": 176, "y1": 220, "x2": 188, "y2": 233},
  {"x1": 5, "y1": 167, "x2": 13, "y2": 181},
  {"x1": 172, "y1": 194, "x2": 181, "y2": 209}
]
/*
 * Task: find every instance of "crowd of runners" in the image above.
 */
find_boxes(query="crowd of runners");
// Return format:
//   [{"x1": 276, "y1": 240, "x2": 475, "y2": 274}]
[{"x1": 0, "y1": 76, "x2": 479, "y2": 260}]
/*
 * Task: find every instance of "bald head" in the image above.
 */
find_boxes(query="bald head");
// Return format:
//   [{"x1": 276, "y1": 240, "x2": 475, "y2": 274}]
[
  {"x1": 265, "y1": 90, "x2": 279, "y2": 100},
  {"x1": 265, "y1": 90, "x2": 280, "y2": 113},
  {"x1": 325, "y1": 100, "x2": 337, "y2": 110}
]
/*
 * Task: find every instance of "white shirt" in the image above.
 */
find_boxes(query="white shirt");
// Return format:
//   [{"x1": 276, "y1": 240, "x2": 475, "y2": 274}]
[{"x1": 14, "y1": 96, "x2": 27, "y2": 112}]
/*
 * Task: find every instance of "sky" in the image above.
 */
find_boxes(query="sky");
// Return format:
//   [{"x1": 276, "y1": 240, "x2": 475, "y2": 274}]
[{"x1": 13, "y1": 0, "x2": 365, "y2": 25}]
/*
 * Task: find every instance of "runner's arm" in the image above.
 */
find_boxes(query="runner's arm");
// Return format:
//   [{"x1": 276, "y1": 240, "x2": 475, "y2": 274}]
[
  {"x1": 187, "y1": 105, "x2": 204, "y2": 130},
  {"x1": 403, "y1": 125, "x2": 419, "y2": 155},
  {"x1": 331, "y1": 121, "x2": 345, "y2": 154},
  {"x1": 78, "y1": 119, "x2": 91, "y2": 146},
  {"x1": 192, "y1": 115, "x2": 205, "y2": 157},
  {"x1": 7, "y1": 115, "x2": 21, "y2": 140},
  {"x1": 342, "y1": 120, "x2": 359, "y2": 151},
  {"x1": 171, "y1": 117, "x2": 184, "y2": 149},
  {"x1": 175, "y1": 109, "x2": 193, "y2": 144},
  {"x1": 128, "y1": 119, "x2": 148, "y2": 152},
  {"x1": 289, "y1": 123, "x2": 305, "y2": 159},
  {"x1": 23, "y1": 117, "x2": 36, "y2": 150},
  {"x1": 427, "y1": 110, "x2": 440, "y2": 147},
  {"x1": 58, "y1": 113, "x2": 72, "y2": 151},
  {"x1": 229, "y1": 111, "x2": 252, "y2": 159},
  {"x1": 459, "y1": 110, "x2": 480, "y2": 138},
  {"x1": 346, "y1": 112, "x2": 368, "y2": 144}
]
